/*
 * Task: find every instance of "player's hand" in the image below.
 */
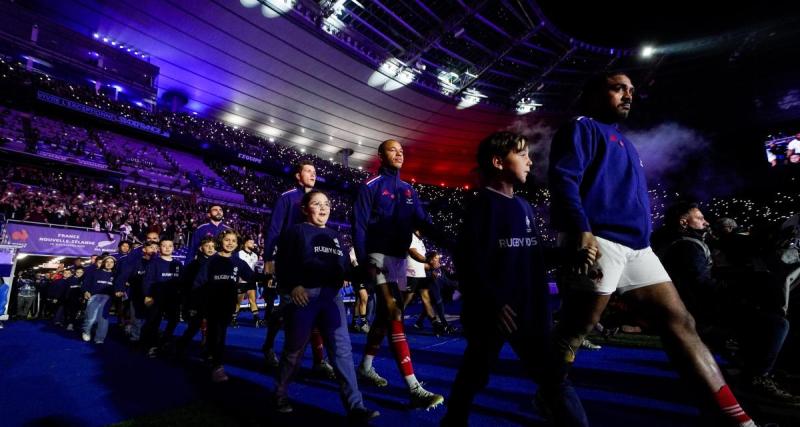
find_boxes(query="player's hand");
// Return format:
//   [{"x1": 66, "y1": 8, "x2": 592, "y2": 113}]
[
  {"x1": 577, "y1": 232, "x2": 601, "y2": 274},
  {"x1": 84, "y1": 291, "x2": 91, "y2": 300},
  {"x1": 144, "y1": 296, "x2": 154, "y2": 307},
  {"x1": 267, "y1": 278, "x2": 276, "y2": 289},
  {"x1": 114, "y1": 291, "x2": 124, "y2": 298},
  {"x1": 291, "y1": 286, "x2": 309, "y2": 307},
  {"x1": 496, "y1": 304, "x2": 518, "y2": 335}
]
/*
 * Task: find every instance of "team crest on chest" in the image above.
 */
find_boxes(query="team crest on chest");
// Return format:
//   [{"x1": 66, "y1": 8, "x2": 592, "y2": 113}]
[{"x1": 610, "y1": 133, "x2": 624, "y2": 147}]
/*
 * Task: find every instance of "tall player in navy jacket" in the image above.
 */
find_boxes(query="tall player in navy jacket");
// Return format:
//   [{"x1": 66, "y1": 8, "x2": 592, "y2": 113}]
[
  {"x1": 187, "y1": 205, "x2": 232, "y2": 262},
  {"x1": 353, "y1": 139, "x2": 445, "y2": 410},
  {"x1": 441, "y1": 132, "x2": 588, "y2": 427},
  {"x1": 549, "y1": 71, "x2": 756, "y2": 427},
  {"x1": 261, "y1": 160, "x2": 333, "y2": 378},
  {"x1": 194, "y1": 229, "x2": 254, "y2": 383},
  {"x1": 272, "y1": 189, "x2": 379, "y2": 422}
]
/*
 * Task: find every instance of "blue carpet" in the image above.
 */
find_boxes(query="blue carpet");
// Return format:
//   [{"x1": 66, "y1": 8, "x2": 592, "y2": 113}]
[{"x1": 0, "y1": 318, "x2": 791, "y2": 427}]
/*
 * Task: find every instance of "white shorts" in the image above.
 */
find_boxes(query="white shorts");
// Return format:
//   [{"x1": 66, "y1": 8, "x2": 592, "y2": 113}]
[
  {"x1": 561, "y1": 235, "x2": 671, "y2": 295},
  {"x1": 368, "y1": 253, "x2": 408, "y2": 291}
]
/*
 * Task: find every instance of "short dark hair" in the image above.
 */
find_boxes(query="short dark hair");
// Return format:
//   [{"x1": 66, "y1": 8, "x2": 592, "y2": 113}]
[
  {"x1": 143, "y1": 241, "x2": 159, "y2": 248},
  {"x1": 378, "y1": 139, "x2": 398, "y2": 156},
  {"x1": 295, "y1": 160, "x2": 315, "y2": 175},
  {"x1": 301, "y1": 189, "x2": 327, "y2": 209},
  {"x1": 476, "y1": 131, "x2": 528, "y2": 177},
  {"x1": 199, "y1": 237, "x2": 215, "y2": 248},
  {"x1": 159, "y1": 238, "x2": 174, "y2": 245},
  {"x1": 118, "y1": 241, "x2": 131, "y2": 249},
  {"x1": 578, "y1": 70, "x2": 630, "y2": 113},
  {"x1": 207, "y1": 204, "x2": 223, "y2": 214},
  {"x1": 665, "y1": 201, "x2": 700, "y2": 227}
]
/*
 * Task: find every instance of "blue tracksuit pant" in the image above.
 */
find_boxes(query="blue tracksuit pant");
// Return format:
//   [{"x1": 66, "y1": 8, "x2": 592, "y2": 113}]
[{"x1": 275, "y1": 287, "x2": 365, "y2": 412}]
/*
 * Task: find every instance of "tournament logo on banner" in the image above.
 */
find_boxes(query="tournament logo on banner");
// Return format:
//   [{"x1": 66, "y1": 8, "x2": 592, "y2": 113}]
[{"x1": 5, "y1": 222, "x2": 120, "y2": 256}]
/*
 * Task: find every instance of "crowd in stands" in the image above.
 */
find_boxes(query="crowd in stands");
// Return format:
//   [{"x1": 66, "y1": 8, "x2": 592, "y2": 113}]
[
  {"x1": 0, "y1": 164, "x2": 261, "y2": 246},
  {"x1": 0, "y1": 57, "x2": 369, "y2": 187}
]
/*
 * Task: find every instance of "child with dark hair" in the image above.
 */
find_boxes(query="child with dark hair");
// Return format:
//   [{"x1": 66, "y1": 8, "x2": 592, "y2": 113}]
[
  {"x1": 193, "y1": 230, "x2": 254, "y2": 382},
  {"x1": 442, "y1": 131, "x2": 588, "y2": 426},
  {"x1": 63, "y1": 267, "x2": 84, "y2": 331},
  {"x1": 176, "y1": 237, "x2": 216, "y2": 357},
  {"x1": 126, "y1": 241, "x2": 159, "y2": 344},
  {"x1": 273, "y1": 189, "x2": 379, "y2": 422},
  {"x1": 141, "y1": 239, "x2": 182, "y2": 357}
]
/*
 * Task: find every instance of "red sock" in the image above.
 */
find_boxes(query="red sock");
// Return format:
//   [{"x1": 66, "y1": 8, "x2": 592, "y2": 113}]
[
  {"x1": 310, "y1": 328, "x2": 325, "y2": 363},
  {"x1": 365, "y1": 324, "x2": 385, "y2": 357},
  {"x1": 714, "y1": 384, "x2": 751, "y2": 424},
  {"x1": 389, "y1": 320, "x2": 414, "y2": 377}
]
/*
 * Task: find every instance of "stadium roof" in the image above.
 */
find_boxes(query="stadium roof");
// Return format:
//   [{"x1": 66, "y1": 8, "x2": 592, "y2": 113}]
[{"x1": 20, "y1": 0, "x2": 800, "y2": 185}]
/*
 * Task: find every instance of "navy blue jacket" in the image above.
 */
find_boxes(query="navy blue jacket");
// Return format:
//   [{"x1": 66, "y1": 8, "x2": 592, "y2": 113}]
[
  {"x1": 83, "y1": 264, "x2": 99, "y2": 287},
  {"x1": 264, "y1": 186, "x2": 306, "y2": 262},
  {"x1": 126, "y1": 256, "x2": 151, "y2": 308},
  {"x1": 82, "y1": 270, "x2": 116, "y2": 296},
  {"x1": 193, "y1": 254, "x2": 254, "y2": 291},
  {"x1": 187, "y1": 221, "x2": 232, "y2": 262},
  {"x1": 113, "y1": 247, "x2": 142, "y2": 291},
  {"x1": 549, "y1": 116, "x2": 652, "y2": 249},
  {"x1": 353, "y1": 167, "x2": 440, "y2": 263},
  {"x1": 456, "y1": 188, "x2": 550, "y2": 331},
  {"x1": 182, "y1": 254, "x2": 211, "y2": 292},
  {"x1": 143, "y1": 257, "x2": 183, "y2": 297},
  {"x1": 277, "y1": 223, "x2": 349, "y2": 292},
  {"x1": 112, "y1": 250, "x2": 130, "y2": 262},
  {"x1": 48, "y1": 278, "x2": 69, "y2": 300}
]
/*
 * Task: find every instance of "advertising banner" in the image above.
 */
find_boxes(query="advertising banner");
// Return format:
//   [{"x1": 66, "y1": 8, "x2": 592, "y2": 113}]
[{"x1": 5, "y1": 222, "x2": 120, "y2": 257}]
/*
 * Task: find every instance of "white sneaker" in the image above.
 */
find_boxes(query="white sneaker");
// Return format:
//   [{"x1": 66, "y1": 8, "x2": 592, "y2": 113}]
[
  {"x1": 82, "y1": 332, "x2": 91, "y2": 342},
  {"x1": 409, "y1": 383, "x2": 444, "y2": 410},
  {"x1": 357, "y1": 365, "x2": 388, "y2": 387},
  {"x1": 580, "y1": 339, "x2": 602, "y2": 351}
]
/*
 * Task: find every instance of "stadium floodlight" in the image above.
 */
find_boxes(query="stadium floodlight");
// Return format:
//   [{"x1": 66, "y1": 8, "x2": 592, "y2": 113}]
[
  {"x1": 322, "y1": 0, "x2": 347, "y2": 35},
  {"x1": 437, "y1": 70, "x2": 460, "y2": 96},
  {"x1": 457, "y1": 88, "x2": 486, "y2": 109},
  {"x1": 516, "y1": 97, "x2": 543, "y2": 114},
  {"x1": 641, "y1": 45, "x2": 656, "y2": 58},
  {"x1": 260, "y1": 0, "x2": 296, "y2": 18}
]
